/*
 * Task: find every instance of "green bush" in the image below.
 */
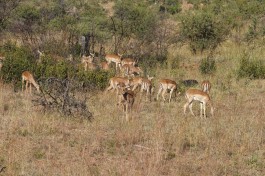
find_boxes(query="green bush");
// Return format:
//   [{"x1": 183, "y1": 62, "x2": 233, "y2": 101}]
[
  {"x1": 237, "y1": 57, "x2": 265, "y2": 79},
  {"x1": 0, "y1": 43, "x2": 35, "y2": 83},
  {"x1": 180, "y1": 11, "x2": 229, "y2": 54},
  {"x1": 199, "y1": 57, "x2": 216, "y2": 75},
  {"x1": 165, "y1": 0, "x2": 181, "y2": 14},
  {"x1": 77, "y1": 70, "x2": 115, "y2": 91},
  {"x1": 36, "y1": 59, "x2": 74, "y2": 80}
]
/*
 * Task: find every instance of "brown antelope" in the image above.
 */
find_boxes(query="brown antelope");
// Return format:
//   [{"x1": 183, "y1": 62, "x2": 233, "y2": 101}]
[
  {"x1": 201, "y1": 80, "x2": 211, "y2": 94},
  {"x1": 121, "y1": 58, "x2": 136, "y2": 66},
  {"x1": 184, "y1": 88, "x2": 214, "y2": 118},
  {"x1": 140, "y1": 75, "x2": 154, "y2": 101},
  {"x1": 81, "y1": 54, "x2": 96, "y2": 71},
  {"x1": 121, "y1": 64, "x2": 143, "y2": 77},
  {"x1": 128, "y1": 65, "x2": 142, "y2": 76},
  {"x1": 130, "y1": 77, "x2": 143, "y2": 91},
  {"x1": 106, "y1": 77, "x2": 130, "y2": 94},
  {"x1": 100, "y1": 61, "x2": 110, "y2": 70},
  {"x1": 157, "y1": 79, "x2": 177, "y2": 102},
  {"x1": 105, "y1": 53, "x2": 122, "y2": 71},
  {"x1": 22, "y1": 71, "x2": 40, "y2": 94},
  {"x1": 117, "y1": 86, "x2": 135, "y2": 121}
]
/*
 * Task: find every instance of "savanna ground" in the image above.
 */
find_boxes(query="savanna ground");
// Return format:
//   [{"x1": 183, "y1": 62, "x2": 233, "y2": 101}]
[{"x1": 0, "y1": 42, "x2": 264, "y2": 176}]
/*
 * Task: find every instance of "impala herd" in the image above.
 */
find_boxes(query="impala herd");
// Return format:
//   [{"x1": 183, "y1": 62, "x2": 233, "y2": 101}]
[{"x1": 1, "y1": 52, "x2": 213, "y2": 120}]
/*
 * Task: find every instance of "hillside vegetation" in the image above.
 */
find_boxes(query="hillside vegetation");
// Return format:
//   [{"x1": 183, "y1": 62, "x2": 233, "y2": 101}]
[{"x1": 0, "y1": 0, "x2": 265, "y2": 175}]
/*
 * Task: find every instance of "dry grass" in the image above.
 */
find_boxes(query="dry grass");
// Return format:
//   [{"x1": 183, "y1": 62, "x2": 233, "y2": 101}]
[{"x1": 0, "y1": 42, "x2": 265, "y2": 175}]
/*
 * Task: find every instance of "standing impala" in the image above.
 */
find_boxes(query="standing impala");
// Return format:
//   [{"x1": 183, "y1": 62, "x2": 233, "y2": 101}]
[
  {"x1": 22, "y1": 71, "x2": 40, "y2": 94},
  {"x1": 130, "y1": 77, "x2": 143, "y2": 91},
  {"x1": 105, "y1": 53, "x2": 122, "y2": 71},
  {"x1": 117, "y1": 86, "x2": 135, "y2": 122},
  {"x1": 81, "y1": 54, "x2": 95, "y2": 71},
  {"x1": 184, "y1": 88, "x2": 214, "y2": 118},
  {"x1": 201, "y1": 80, "x2": 211, "y2": 94},
  {"x1": 121, "y1": 58, "x2": 136, "y2": 66},
  {"x1": 157, "y1": 79, "x2": 177, "y2": 102},
  {"x1": 140, "y1": 75, "x2": 154, "y2": 101}
]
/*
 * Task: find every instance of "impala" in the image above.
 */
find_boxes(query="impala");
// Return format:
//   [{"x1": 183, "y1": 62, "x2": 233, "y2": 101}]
[
  {"x1": 121, "y1": 64, "x2": 143, "y2": 77},
  {"x1": 157, "y1": 79, "x2": 177, "y2": 102},
  {"x1": 100, "y1": 61, "x2": 110, "y2": 70},
  {"x1": 121, "y1": 58, "x2": 136, "y2": 66},
  {"x1": 36, "y1": 50, "x2": 45, "y2": 63},
  {"x1": 128, "y1": 65, "x2": 143, "y2": 76},
  {"x1": 130, "y1": 77, "x2": 143, "y2": 91},
  {"x1": 106, "y1": 77, "x2": 131, "y2": 94},
  {"x1": 184, "y1": 88, "x2": 214, "y2": 118},
  {"x1": 22, "y1": 71, "x2": 40, "y2": 94},
  {"x1": 105, "y1": 53, "x2": 122, "y2": 71},
  {"x1": 81, "y1": 54, "x2": 95, "y2": 71},
  {"x1": 140, "y1": 75, "x2": 154, "y2": 101},
  {"x1": 201, "y1": 80, "x2": 211, "y2": 94},
  {"x1": 117, "y1": 86, "x2": 135, "y2": 121}
]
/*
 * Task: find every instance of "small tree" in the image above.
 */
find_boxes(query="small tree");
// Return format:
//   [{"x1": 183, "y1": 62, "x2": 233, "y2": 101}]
[{"x1": 180, "y1": 11, "x2": 229, "y2": 54}]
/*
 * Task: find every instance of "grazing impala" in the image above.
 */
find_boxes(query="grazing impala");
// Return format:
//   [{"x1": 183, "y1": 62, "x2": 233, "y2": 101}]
[
  {"x1": 105, "y1": 53, "x2": 122, "y2": 71},
  {"x1": 201, "y1": 80, "x2": 211, "y2": 94},
  {"x1": 117, "y1": 86, "x2": 135, "y2": 121},
  {"x1": 121, "y1": 64, "x2": 143, "y2": 77},
  {"x1": 106, "y1": 77, "x2": 130, "y2": 94},
  {"x1": 184, "y1": 88, "x2": 214, "y2": 118},
  {"x1": 157, "y1": 79, "x2": 177, "y2": 102},
  {"x1": 121, "y1": 58, "x2": 136, "y2": 66},
  {"x1": 130, "y1": 77, "x2": 143, "y2": 91},
  {"x1": 22, "y1": 71, "x2": 40, "y2": 94}
]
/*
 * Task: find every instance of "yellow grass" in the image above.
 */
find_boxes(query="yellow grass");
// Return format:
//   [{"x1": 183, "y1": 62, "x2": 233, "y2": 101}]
[{"x1": 0, "y1": 42, "x2": 265, "y2": 175}]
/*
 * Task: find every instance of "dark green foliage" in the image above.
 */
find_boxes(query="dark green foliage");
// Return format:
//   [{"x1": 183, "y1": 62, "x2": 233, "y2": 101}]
[
  {"x1": 237, "y1": 57, "x2": 265, "y2": 79},
  {"x1": 16, "y1": 5, "x2": 40, "y2": 24},
  {"x1": 35, "y1": 57, "x2": 76, "y2": 80},
  {"x1": 199, "y1": 57, "x2": 216, "y2": 75},
  {"x1": 114, "y1": 1, "x2": 158, "y2": 41},
  {"x1": 0, "y1": 43, "x2": 35, "y2": 83},
  {"x1": 180, "y1": 11, "x2": 229, "y2": 54},
  {"x1": 161, "y1": 0, "x2": 181, "y2": 14},
  {"x1": 77, "y1": 70, "x2": 115, "y2": 91},
  {"x1": 0, "y1": 44, "x2": 113, "y2": 91}
]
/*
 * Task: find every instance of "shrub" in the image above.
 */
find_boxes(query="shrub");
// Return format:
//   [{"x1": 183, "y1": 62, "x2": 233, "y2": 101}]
[
  {"x1": 180, "y1": 11, "x2": 229, "y2": 54},
  {"x1": 199, "y1": 57, "x2": 216, "y2": 75},
  {"x1": 237, "y1": 57, "x2": 265, "y2": 79},
  {"x1": 77, "y1": 70, "x2": 115, "y2": 91},
  {"x1": 0, "y1": 43, "x2": 35, "y2": 83}
]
